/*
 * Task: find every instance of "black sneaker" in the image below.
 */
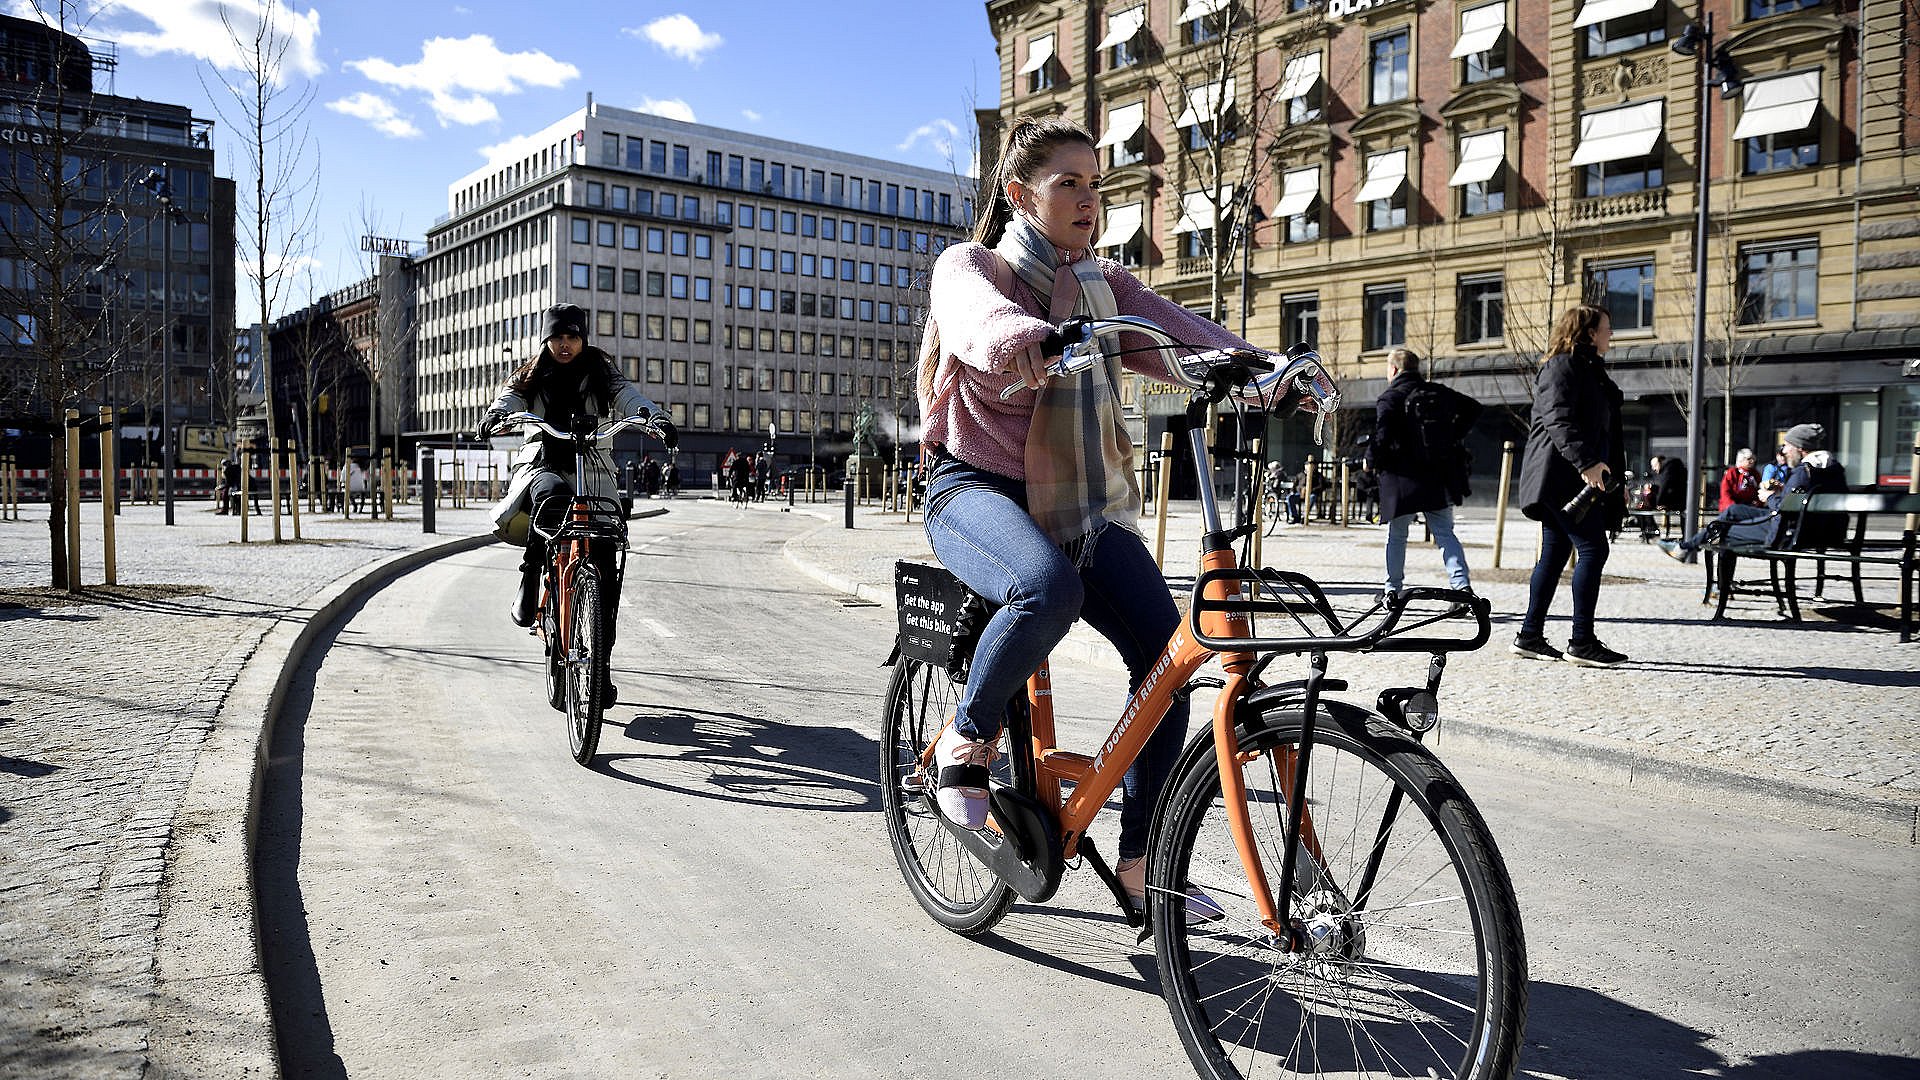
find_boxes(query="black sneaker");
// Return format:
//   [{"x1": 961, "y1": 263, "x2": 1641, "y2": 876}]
[
  {"x1": 1564, "y1": 640, "x2": 1628, "y2": 668},
  {"x1": 1510, "y1": 634, "x2": 1562, "y2": 662}
]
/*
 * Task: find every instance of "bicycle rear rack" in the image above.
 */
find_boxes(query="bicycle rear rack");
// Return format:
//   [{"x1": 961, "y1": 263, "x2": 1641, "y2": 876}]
[
  {"x1": 532, "y1": 494, "x2": 630, "y2": 545},
  {"x1": 1189, "y1": 567, "x2": 1490, "y2": 655}
]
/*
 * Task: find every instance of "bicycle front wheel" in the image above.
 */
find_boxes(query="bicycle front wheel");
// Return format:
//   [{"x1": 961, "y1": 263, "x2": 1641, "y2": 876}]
[
  {"x1": 878, "y1": 655, "x2": 1016, "y2": 936},
  {"x1": 1151, "y1": 707, "x2": 1526, "y2": 1080},
  {"x1": 564, "y1": 564, "x2": 606, "y2": 765}
]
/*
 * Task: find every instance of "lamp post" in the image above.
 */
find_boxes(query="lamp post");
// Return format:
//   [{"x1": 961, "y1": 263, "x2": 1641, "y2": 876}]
[
  {"x1": 138, "y1": 165, "x2": 180, "y2": 525},
  {"x1": 1671, "y1": 13, "x2": 1742, "y2": 543}
]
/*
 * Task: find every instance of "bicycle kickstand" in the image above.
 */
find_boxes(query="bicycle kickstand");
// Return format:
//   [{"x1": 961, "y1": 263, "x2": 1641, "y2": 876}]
[{"x1": 1077, "y1": 838, "x2": 1146, "y2": 937}]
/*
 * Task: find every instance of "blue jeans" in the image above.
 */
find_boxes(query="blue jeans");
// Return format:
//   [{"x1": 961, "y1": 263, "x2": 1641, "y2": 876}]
[
  {"x1": 1520, "y1": 504, "x2": 1611, "y2": 644},
  {"x1": 923, "y1": 457, "x2": 1187, "y2": 861},
  {"x1": 1384, "y1": 506, "x2": 1471, "y2": 594},
  {"x1": 1682, "y1": 503, "x2": 1774, "y2": 549}
]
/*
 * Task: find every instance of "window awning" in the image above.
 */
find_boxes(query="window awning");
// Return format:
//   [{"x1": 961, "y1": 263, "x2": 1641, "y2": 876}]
[
  {"x1": 1354, "y1": 150, "x2": 1408, "y2": 204},
  {"x1": 1731, "y1": 69, "x2": 1822, "y2": 140},
  {"x1": 1448, "y1": 129, "x2": 1507, "y2": 185},
  {"x1": 1095, "y1": 202, "x2": 1144, "y2": 248},
  {"x1": 1096, "y1": 5, "x2": 1147, "y2": 50},
  {"x1": 1178, "y1": 0, "x2": 1231, "y2": 22},
  {"x1": 1275, "y1": 53, "x2": 1322, "y2": 102},
  {"x1": 1175, "y1": 77, "x2": 1235, "y2": 128},
  {"x1": 1274, "y1": 166, "x2": 1320, "y2": 218},
  {"x1": 1572, "y1": 0, "x2": 1657, "y2": 29},
  {"x1": 1174, "y1": 186, "x2": 1234, "y2": 233},
  {"x1": 1096, "y1": 101, "x2": 1146, "y2": 148},
  {"x1": 1450, "y1": 3, "x2": 1507, "y2": 58},
  {"x1": 1017, "y1": 33, "x2": 1055, "y2": 75},
  {"x1": 1569, "y1": 99, "x2": 1664, "y2": 166}
]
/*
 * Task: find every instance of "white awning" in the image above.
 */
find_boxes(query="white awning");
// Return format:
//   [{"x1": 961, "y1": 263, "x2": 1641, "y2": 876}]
[
  {"x1": 1178, "y1": 0, "x2": 1231, "y2": 22},
  {"x1": 1274, "y1": 166, "x2": 1320, "y2": 218},
  {"x1": 1448, "y1": 129, "x2": 1507, "y2": 186},
  {"x1": 1275, "y1": 53, "x2": 1322, "y2": 101},
  {"x1": 1095, "y1": 202, "x2": 1144, "y2": 248},
  {"x1": 1573, "y1": 0, "x2": 1658, "y2": 28},
  {"x1": 1731, "y1": 69, "x2": 1822, "y2": 140},
  {"x1": 1175, "y1": 77, "x2": 1235, "y2": 128},
  {"x1": 1450, "y1": 3, "x2": 1507, "y2": 58},
  {"x1": 1354, "y1": 150, "x2": 1408, "y2": 204},
  {"x1": 1569, "y1": 99, "x2": 1664, "y2": 166},
  {"x1": 1017, "y1": 33, "x2": 1055, "y2": 75},
  {"x1": 1096, "y1": 101, "x2": 1146, "y2": 148},
  {"x1": 1096, "y1": 5, "x2": 1147, "y2": 50},
  {"x1": 1174, "y1": 186, "x2": 1234, "y2": 233}
]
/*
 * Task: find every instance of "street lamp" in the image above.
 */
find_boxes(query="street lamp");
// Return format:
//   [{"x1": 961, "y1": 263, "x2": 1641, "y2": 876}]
[
  {"x1": 1671, "y1": 14, "x2": 1743, "y2": 543},
  {"x1": 137, "y1": 164, "x2": 183, "y2": 525}
]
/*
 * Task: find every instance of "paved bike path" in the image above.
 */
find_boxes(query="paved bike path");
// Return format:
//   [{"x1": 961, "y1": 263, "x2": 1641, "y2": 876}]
[{"x1": 778, "y1": 497, "x2": 1920, "y2": 843}]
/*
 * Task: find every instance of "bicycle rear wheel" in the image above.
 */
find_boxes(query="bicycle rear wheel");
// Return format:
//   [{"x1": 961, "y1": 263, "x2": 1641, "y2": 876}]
[
  {"x1": 564, "y1": 564, "x2": 606, "y2": 765},
  {"x1": 878, "y1": 655, "x2": 1016, "y2": 935},
  {"x1": 541, "y1": 577, "x2": 564, "y2": 713},
  {"x1": 1151, "y1": 706, "x2": 1526, "y2": 1080}
]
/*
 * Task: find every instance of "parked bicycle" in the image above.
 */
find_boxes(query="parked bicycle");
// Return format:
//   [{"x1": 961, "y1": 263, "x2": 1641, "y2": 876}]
[
  {"x1": 495, "y1": 410, "x2": 672, "y2": 765},
  {"x1": 880, "y1": 316, "x2": 1525, "y2": 1080}
]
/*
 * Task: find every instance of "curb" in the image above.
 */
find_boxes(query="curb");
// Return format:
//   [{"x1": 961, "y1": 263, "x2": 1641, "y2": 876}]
[
  {"x1": 778, "y1": 527, "x2": 1916, "y2": 846},
  {"x1": 148, "y1": 529, "x2": 501, "y2": 1078}
]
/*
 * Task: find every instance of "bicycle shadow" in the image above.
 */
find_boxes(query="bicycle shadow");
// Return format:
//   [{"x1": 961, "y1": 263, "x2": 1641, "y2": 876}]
[{"x1": 593, "y1": 703, "x2": 879, "y2": 813}]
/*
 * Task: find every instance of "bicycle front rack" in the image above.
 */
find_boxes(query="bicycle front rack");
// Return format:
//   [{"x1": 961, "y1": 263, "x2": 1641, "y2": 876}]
[{"x1": 1189, "y1": 567, "x2": 1491, "y2": 655}]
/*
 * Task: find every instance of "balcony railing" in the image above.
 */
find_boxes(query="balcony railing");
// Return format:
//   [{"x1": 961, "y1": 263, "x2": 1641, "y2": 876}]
[{"x1": 1569, "y1": 187, "x2": 1668, "y2": 225}]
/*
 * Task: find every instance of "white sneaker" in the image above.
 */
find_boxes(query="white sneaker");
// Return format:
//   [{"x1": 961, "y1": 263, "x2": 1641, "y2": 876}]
[
  {"x1": 1115, "y1": 856, "x2": 1227, "y2": 925},
  {"x1": 932, "y1": 725, "x2": 997, "y2": 831}
]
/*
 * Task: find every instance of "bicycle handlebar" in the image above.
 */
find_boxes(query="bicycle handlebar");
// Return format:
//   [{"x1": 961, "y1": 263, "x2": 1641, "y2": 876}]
[{"x1": 491, "y1": 411, "x2": 671, "y2": 446}]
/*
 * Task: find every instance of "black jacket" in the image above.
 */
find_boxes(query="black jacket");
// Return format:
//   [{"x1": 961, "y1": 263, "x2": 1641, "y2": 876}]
[
  {"x1": 1516, "y1": 346, "x2": 1624, "y2": 522},
  {"x1": 1369, "y1": 372, "x2": 1480, "y2": 522},
  {"x1": 1653, "y1": 457, "x2": 1688, "y2": 510}
]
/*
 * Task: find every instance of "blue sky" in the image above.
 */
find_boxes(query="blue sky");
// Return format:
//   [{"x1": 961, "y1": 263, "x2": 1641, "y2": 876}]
[{"x1": 35, "y1": 0, "x2": 999, "y2": 314}]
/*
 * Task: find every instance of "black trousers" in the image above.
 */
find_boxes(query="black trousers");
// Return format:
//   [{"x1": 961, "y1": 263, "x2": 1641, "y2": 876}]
[{"x1": 523, "y1": 469, "x2": 622, "y2": 654}]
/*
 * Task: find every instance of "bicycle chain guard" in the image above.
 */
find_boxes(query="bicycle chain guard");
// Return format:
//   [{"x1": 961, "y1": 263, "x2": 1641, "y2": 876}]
[{"x1": 936, "y1": 784, "x2": 1065, "y2": 904}]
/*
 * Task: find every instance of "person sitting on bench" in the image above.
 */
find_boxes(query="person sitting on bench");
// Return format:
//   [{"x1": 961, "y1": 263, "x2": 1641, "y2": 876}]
[{"x1": 1658, "y1": 423, "x2": 1847, "y2": 563}]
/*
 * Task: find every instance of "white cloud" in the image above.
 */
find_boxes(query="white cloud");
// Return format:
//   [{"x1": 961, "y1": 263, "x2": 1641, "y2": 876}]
[
  {"x1": 741, "y1": 109, "x2": 762, "y2": 123},
  {"x1": 477, "y1": 131, "x2": 548, "y2": 166},
  {"x1": 624, "y1": 14, "x2": 722, "y2": 64},
  {"x1": 88, "y1": 0, "x2": 325, "y2": 81},
  {"x1": 634, "y1": 97, "x2": 696, "y2": 124},
  {"x1": 325, "y1": 92, "x2": 421, "y2": 138},
  {"x1": 346, "y1": 35, "x2": 579, "y2": 128},
  {"x1": 898, "y1": 118, "x2": 963, "y2": 158}
]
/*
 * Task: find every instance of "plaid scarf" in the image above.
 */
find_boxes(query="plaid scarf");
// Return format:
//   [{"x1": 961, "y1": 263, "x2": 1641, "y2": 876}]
[{"x1": 994, "y1": 212, "x2": 1140, "y2": 559}]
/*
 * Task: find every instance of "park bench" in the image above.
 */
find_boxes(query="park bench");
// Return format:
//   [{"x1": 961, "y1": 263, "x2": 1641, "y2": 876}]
[{"x1": 1700, "y1": 491, "x2": 1920, "y2": 641}]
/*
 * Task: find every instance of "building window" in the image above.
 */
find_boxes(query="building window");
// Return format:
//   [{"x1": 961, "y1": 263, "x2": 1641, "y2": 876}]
[
  {"x1": 1457, "y1": 274, "x2": 1505, "y2": 344},
  {"x1": 1185, "y1": 1, "x2": 1229, "y2": 44},
  {"x1": 671, "y1": 274, "x2": 689, "y2": 300},
  {"x1": 1748, "y1": 0, "x2": 1819, "y2": 14},
  {"x1": 693, "y1": 360, "x2": 711, "y2": 386},
  {"x1": 1369, "y1": 28, "x2": 1411, "y2": 105},
  {"x1": 597, "y1": 221, "x2": 615, "y2": 246},
  {"x1": 1455, "y1": 3, "x2": 1507, "y2": 84},
  {"x1": 1278, "y1": 53, "x2": 1323, "y2": 125},
  {"x1": 647, "y1": 314, "x2": 666, "y2": 340},
  {"x1": 1097, "y1": 202, "x2": 1145, "y2": 267},
  {"x1": 659, "y1": 193, "x2": 677, "y2": 218},
  {"x1": 1452, "y1": 129, "x2": 1508, "y2": 216},
  {"x1": 694, "y1": 234, "x2": 711, "y2": 259},
  {"x1": 1738, "y1": 240, "x2": 1817, "y2": 324},
  {"x1": 1102, "y1": 5, "x2": 1146, "y2": 69},
  {"x1": 647, "y1": 271, "x2": 665, "y2": 297},
  {"x1": 1580, "y1": 3, "x2": 1666, "y2": 58},
  {"x1": 1281, "y1": 292, "x2": 1319, "y2": 351},
  {"x1": 670, "y1": 358, "x2": 686, "y2": 384},
  {"x1": 693, "y1": 320, "x2": 711, "y2": 344},
  {"x1": 694, "y1": 276, "x2": 711, "y2": 302},
  {"x1": 570, "y1": 263, "x2": 590, "y2": 289},
  {"x1": 1180, "y1": 229, "x2": 1211, "y2": 260},
  {"x1": 595, "y1": 310, "x2": 616, "y2": 337},
  {"x1": 693, "y1": 403, "x2": 711, "y2": 428},
  {"x1": 671, "y1": 317, "x2": 688, "y2": 342},
  {"x1": 622, "y1": 312, "x2": 641, "y2": 338},
  {"x1": 1735, "y1": 70, "x2": 1822, "y2": 174},
  {"x1": 1363, "y1": 284, "x2": 1406, "y2": 351},
  {"x1": 1357, "y1": 149, "x2": 1408, "y2": 231},
  {"x1": 596, "y1": 265, "x2": 616, "y2": 291},
  {"x1": 1585, "y1": 257, "x2": 1656, "y2": 333},
  {"x1": 646, "y1": 227, "x2": 665, "y2": 253},
  {"x1": 1102, "y1": 102, "x2": 1146, "y2": 167},
  {"x1": 1582, "y1": 153, "x2": 1663, "y2": 196},
  {"x1": 1276, "y1": 165, "x2": 1320, "y2": 244},
  {"x1": 671, "y1": 231, "x2": 688, "y2": 256},
  {"x1": 571, "y1": 216, "x2": 590, "y2": 244},
  {"x1": 645, "y1": 357, "x2": 664, "y2": 383}
]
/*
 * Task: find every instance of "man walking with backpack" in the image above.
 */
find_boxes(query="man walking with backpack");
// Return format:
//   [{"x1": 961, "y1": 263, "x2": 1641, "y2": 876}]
[{"x1": 1369, "y1": 348, "x2": 1484, "y2": 600}]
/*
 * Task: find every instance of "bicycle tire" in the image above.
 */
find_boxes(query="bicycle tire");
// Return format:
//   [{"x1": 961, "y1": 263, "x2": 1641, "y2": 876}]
[
  {"x1": 878, "y1": 655, "x2": 1016, "y2": 935},
  {"x1": 1263, "y1": 495, "x2": 1284, "y2": 537},
  {"x1": 1150, "y1": 705, "x2": 1526, "y2": 1080},
  {"x1": 564, "y1": 564, "x2": 606, "y2": 765},
  {"x1": 541, "y1": 579, "x2": 565, "y2": 713}
]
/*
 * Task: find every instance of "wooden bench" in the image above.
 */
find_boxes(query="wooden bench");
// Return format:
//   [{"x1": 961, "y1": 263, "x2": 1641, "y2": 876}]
[{"x1": 1701, "y1": 492, "x2": 1920, "y2": 641}]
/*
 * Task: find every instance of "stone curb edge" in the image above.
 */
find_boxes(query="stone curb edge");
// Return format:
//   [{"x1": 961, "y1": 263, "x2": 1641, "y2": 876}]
[
  {"x1": 779, "y1": 528, "x2": 1917, "y2": 848},
  {"x1": 149, "y1": 529, "x2": 502, "y2": 1078}
]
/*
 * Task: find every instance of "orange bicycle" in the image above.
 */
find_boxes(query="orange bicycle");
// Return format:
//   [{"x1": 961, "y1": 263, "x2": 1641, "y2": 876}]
[
  {"x1": 880, "y1": 317, "x2": 1525, "y2": 1080},
  {"x1": 499, "y1": 410, "x2": 671, "y2": 764}
]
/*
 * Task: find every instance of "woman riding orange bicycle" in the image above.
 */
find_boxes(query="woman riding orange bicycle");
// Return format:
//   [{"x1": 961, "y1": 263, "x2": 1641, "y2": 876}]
[
  {"x1": 916, "y1": 117, "x2": 1264, "y2": 916},
  {"x1": 481, "y1": 304, "x2": 673, "y2": 705}
]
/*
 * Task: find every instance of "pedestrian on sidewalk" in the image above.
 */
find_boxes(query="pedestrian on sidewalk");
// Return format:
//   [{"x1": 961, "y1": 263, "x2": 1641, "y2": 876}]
[
  {"x1": 1368, "y1": 347, "x2": 1482, "y2": 600},
  {"x1": 915, "y1": 116, "x2": 1315, "y2": 919},
  {"x1": 1512, "y1": 303, "x2": 1629, "y2": 668}
]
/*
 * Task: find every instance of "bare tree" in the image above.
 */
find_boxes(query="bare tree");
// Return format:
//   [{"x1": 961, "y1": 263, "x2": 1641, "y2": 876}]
[
  {"x1": 0, "y1": 0, "x2": 132, "y2": 587},
  {"x1": 201, "y1": 2, "x2": 320, "y2": 542}
]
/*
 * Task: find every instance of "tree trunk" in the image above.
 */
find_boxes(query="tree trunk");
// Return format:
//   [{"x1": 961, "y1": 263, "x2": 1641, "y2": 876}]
[{"x1": 47, "y1": 433, "x2": 70, "y2": 590}]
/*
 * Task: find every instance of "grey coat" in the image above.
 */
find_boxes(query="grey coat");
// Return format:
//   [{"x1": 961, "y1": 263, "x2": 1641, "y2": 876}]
[{"x1": 487, "y1": 351, "x2": 659, "y2": 541}]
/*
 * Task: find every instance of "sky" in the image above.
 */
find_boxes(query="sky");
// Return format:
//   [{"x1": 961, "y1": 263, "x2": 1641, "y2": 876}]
[{"x1": 22, "y1": 0, "x2": 1001, "y2": 317}]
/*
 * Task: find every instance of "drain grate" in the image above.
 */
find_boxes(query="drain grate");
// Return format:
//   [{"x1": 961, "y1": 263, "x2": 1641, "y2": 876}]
[{"x1": 835, "y1": 596, "x2": 881, "y2": 608}]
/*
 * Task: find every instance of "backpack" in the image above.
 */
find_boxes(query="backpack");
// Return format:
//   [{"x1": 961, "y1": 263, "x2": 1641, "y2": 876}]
[{"x1": 1397, "y1": 381, "x2": 1482, "y2": 499}]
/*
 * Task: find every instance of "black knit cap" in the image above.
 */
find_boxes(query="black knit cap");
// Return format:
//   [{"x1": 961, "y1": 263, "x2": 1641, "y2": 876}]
[{"x1": 542, "y1": 304, "x2": 589, "y2": 343}]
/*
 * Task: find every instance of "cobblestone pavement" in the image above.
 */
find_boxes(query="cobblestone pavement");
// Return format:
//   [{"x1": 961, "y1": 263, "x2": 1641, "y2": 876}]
[
  {"x1": 783, "y1": 495, "x2": 1920, "y2": 822},
  {"x1": 0, "y1": 499, "x2": 495, "y2": 1080}
]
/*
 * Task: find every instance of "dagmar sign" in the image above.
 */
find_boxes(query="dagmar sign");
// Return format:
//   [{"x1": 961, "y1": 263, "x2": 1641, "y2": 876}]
[
  {"x1": 358, "y1": 235, "x2": 413, "y2": 256},
  {"x1": 1326, "y1": 0, "x2": 1411, "y2": 16}
]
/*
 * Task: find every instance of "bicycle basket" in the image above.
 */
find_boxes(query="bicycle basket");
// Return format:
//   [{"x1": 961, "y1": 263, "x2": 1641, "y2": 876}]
[{"x1": 894, "y1": 561, "x2": 989, "y2": 681}]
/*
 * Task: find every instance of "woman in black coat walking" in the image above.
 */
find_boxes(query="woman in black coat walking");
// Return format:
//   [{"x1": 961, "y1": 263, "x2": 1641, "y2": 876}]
[{"x1": 1512, "y1": 304, "x2": 1628, "y2": 668}]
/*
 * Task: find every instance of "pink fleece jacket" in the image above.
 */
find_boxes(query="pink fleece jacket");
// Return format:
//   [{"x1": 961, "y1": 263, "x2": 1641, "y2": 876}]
[{"x1": 923, "y1": 241, "x2": 1256, "y2": 480}]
